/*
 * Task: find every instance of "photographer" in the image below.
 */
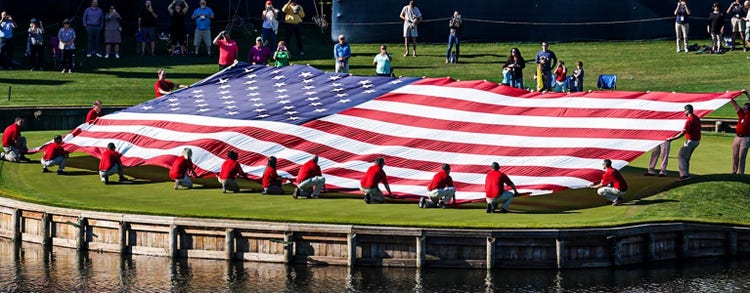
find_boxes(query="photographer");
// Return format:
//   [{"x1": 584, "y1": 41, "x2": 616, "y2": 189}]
[
  {"x1": 168, "y1": 0, "x2": 189, "y2": 56},
  {"x1": 212, "y1": 30, "x2": 238, "y2": 70},
  {"x1": 138, "y1": 0, "x2": 158, "y2": 56},
  {"x1": 27, "y1": 19, "x2": 44, "y2": 71},
  {"x1": 726, "y1": 0, "x2": 747, "y2": 51},
  {"x1": 0, "y1": 11, "x2": 17, "y2": 69},
  {"x1": 399, "y1": 1, "x2": 422, "y2": 57},
  {"x1": 273, "y1": 41, "x2": 290, "y2": 67},
  {"x1": 261, "y1": 1, "x2": 279, "y2": 50},
  {"x1": 282, "y1": 0, "x2": 305, "y2": 55},
  {"x1": 674, "y1": 0, "x2": 691, "y2": 53}
]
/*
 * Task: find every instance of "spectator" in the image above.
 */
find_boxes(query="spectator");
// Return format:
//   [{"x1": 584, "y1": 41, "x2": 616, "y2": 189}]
[
  {"x1": 138, "y1": 0, "x2": 158, "y2": 56},
  {"x1": 154, "y1": 68, "x2": 186, "y2": 98},
  {"x1": 262, "y1": 156, "x2": 286, "y2": 195},
  {"x1": 169, "y1": 147, "x2": 198, "y2": 190},
  {"x1": 744, "y1": 1, "x2": 750, "y2": 49},
  {"x1": 40, "y1": 135, "x2": 68, "y2": 175},
  {"x1": 419, "y1": 163, "x2": 456, "y2": 209},
  {"x1": 57, "y1": 19, "x2": 76, "y2": 74},
  {"x1": 0, "y1": 11, "x2": 17, "y2": 70},
  {"x1": 83, "y1": 0, "x2": 104, "y2": 58},
  {"x1": 27, "y1": 18, "x2": 45, "y2": 71},
  {"x1": 261, "y1": 0, "x2": 279, "y2": 50},
  {"x1": 293, "y1": 155, "x2": 326, "y2": 199},
  {"x1": 104, "y1": 5, "x2": 122, "y2": 59},
  {"x1": 373, "y1": 44, "x2": 392, "y2": 76},
  {"x1": 248, "y1": 36, "x2": 272, "y2": 65},
  {"x1": 730, "y1": 91, "x2": 750, "y2": 174},
  {"x1": 218, "y1": 150, "x2": 249, "y2": 193},
  {"x1": 553, "y1": 60, "x2": 567, "y2": 92},
  {"x1": 86, "y1": 100, "x2": 103, "y2": 123},
  {"x1": 675, "y1": 0, "x2": 691, "y2": 53},
  {"x1": 535, "y1": 41, "x2": 557, "y2": 91},
  {"x1": 399, "y1": 1, "x2": 422, "y2": 57},
  {"x1": 727, "y1": 0, "x2": 746, "y2": 51},
  {"x1": 213, "y1": 30, "x2": 238, "y2": 70},
  {"x1": 333, "y1": 34, "x2": 351, "y2": 73},
  {"x1": 273, "y1": 41, "x2": 290, "y2": 67},
  {"x1": 667, "y1": 104, "x2": 701, "y2": 181},
  {"x1": 99, "y1": 142, "x2": 127, "y2": 184},
  {"x1": 445, "y1": 10, "x2": 462, "y2": 63},
  {"x1": 168, "y1": 0, "x2": 189, "y2": 56},
  {"x1": 587, "y1": 159, "x2": 627, "y2": 206},
  {"x1": 484, "y1": 162, "x2": 519, "y2": 213},
  {"x1": 282, "y1": 0, "x2": 305, "y2": 55},
  {"x1": 1, "y1": 117, "x2": 29, "y2": 162},
  {"x1": 502, "y1": 48, "x2": 526, "y2": 89},
  {"x1": 571, "y1": 61, "x2": 584, "y2": 92},
  {"x1": 644, "y1": 141, "x2": 671, "y2": 177},
  {"x1": 708, "y1": 2, "x2": 725, "y2": 53},
  {"x1": 360, "y1": 157, "x2": 392, "y2": 204},
  {"x1": 192, "y1": 0, "x2": 214, "y2": 56}
]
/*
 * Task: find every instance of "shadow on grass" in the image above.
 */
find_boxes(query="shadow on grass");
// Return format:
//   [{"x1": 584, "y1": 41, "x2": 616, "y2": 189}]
[
  {"x1": 58, "y1": 170, "x2": 98, "y2": 176},
  {"x1": 629, "y1": 199, "x2": 680, "y2": 206},
  {"x1": 93, "y1": 70, "x2": 210, "y2": 80},
  {"x1": 3, "y1": 79, "x2": 72, "y2": 86}
]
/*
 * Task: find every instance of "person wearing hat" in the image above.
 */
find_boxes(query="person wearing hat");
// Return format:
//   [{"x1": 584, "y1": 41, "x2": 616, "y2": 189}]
[
  {"x1": 261, "y1": 0, "x2": 279, "y2": 50},
  {"x1": 333, "y1": 34, "x2": 351, "y2": 73},
  {"x1": 667, "y1": 104, "x2": 701, "y2": 181},
  {"x1": 57, "y1": 19, "x2": 76, "y2": 73},
  {"x1": 360, "y1": 157, "x2": 392, "y2": 204},
  {"x1": 40, "y1": 135, "x2": 69, "y2": 175},
  {"x1": 86, "y1": 100, "x2": 103, "y2": 123},
  {"x1": 484, "y1": 162, "x2": 520, "y2": 213},
  {"x1": 212, "y1": 30, "x2": 238, "y2": 70},
  {"x1": 419, "y1": 163, "x2": 456, "y2": 208},
  {"x1": 248, "y1": 36, "x2": 272, "y2": 65},
  {"x1": 28, "y1": 18, "x2": 45, "y2": 71}
]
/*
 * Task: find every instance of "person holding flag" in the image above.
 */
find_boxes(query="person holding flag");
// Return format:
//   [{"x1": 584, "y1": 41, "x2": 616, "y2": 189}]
[
  {"x1": 485, "y1": 162, "x2": 520, "y2": 213},
  {"x1": 360, "y1": 157, "x2": 392, "y2": 204},
  {"x1": 419, "y1": 163, "x2": 456, "y2": 208},
  {"x1": 587, "y1": 159, "x2": 627, "y2": 206}
]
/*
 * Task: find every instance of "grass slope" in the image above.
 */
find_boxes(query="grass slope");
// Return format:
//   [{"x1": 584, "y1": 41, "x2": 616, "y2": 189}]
[{"x1": 1, "y1": 131, "x2": 748, "y2": 229}]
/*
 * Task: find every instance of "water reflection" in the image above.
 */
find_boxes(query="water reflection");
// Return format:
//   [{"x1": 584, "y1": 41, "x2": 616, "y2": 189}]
[{"x1": 1, "y1": 238, "x2": 750, "y2": 292}]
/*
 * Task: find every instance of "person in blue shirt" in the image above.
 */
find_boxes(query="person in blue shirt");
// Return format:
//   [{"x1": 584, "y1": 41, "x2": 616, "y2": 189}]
[
  {"x1": 674, "y1": 0, "x2": 691, "y2": 53},
  {"x1": 333, "y1": 34, "x2": 351, "y2": 73},
  {"x1": 0, "y1": 11, "x2": 17, "y2": 70},
  {"x1": 373, "y1": 44, "x2": 392, "y2": 76},
  {"x1": 192, "y1": 0, "x2": 214, "y2": 55},
  {"x1": 82, "y1": 0, "x2": 104, "y2": 57}
]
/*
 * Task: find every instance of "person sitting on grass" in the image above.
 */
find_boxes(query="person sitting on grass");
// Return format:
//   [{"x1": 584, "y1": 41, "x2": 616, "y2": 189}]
[
  {"x1": 262, "y1": 156, "x2": 288, "y2": 195},
  {"x1": 293, "y1": 154, "x2": 325, "y2": 199},
  {"x1": 485, "y1": 162, "x2": 520, "y2": 213},
  {"x1": 1, "y1": 117, "x2": 30, "y2": 162},
  {"x1": 99, "y1": 142, "x2": 127, "y2": 184},
  {"x1": 86, "y1": 100, "x2": 103, "y2": 123},
  {"x1": 360, "y1": 157, "x2": 392, "y2": 204},
  {"x1": 419, "y1": 163, "x2": 456, "y2": 209},
  {"x1": 218, "y1": 150, "x2": 248, "y2": 193},
  {"x1": 587, "y1": 159, "x2": 627, "y2": 206},
  {"x1": 40, "y1": 134, "x2": 68, "y2": 175},
  {"x1": 169, "y1": 147, "x2": 198, "y2": 190}
]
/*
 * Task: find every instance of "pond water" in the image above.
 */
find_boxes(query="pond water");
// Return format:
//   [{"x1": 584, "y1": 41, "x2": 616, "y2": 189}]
[{"x1": 1, "y1": 238, "x2": 749, "y2": 292}]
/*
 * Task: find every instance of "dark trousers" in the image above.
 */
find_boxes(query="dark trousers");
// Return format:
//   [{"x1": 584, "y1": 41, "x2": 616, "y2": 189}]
[
  {"x1": 446, "y1": 34, "x2": 460, "y2": 59},
  {"x1": 284, "y1": 23, "x2": 303, "y2": 53},
  {"x1": 0, "y1": 37, "x2": 13, "y2": 68},
  {"x1": 86, "y1": 26, "x2": 102, "y2": 54},
  {"x1": 29, "y1": 44, "x2": 44, "y2": 69},
  {"x1": 62, "y1": 49, "x2": 74, "y2": 70}
]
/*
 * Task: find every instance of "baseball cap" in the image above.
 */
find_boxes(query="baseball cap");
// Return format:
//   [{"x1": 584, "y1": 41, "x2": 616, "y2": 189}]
[
  {"x1": 266, "y1": 0, "x2": 272, "y2": 5},
  {"x1": 256, "y1": 36, "x2": 263, "y2": 42}
]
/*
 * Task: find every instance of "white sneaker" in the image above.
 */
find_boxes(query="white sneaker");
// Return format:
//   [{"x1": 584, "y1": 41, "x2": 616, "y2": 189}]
[
  {"x1": 676, "y1": 48, "x2": 680, "y2": 53},
  {"x1": 684, "y1": 48, "x2": 689, "y2": 53},
  {"x1": 96, "y1": 53, "x2": 103, "y2": 58},
  {"x1": 86, "y1": 53, "x2": 92, "y2": 58},
  {"x1": 115, "y1": 53, "x2": 120, "y2": 59},
  {"x1": 104, "y1": 54, "x2": 109, "y2": 59}
]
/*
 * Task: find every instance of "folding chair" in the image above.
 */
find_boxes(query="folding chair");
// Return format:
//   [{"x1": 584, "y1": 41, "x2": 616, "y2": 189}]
[{"x1": 597, "y1": 75, "x2": 617, "y2": 90}]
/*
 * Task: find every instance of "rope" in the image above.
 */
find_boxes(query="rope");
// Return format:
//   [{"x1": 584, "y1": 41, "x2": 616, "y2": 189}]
[{"x1": 337, "y1": 16, "x2": 673, "y2": 26}]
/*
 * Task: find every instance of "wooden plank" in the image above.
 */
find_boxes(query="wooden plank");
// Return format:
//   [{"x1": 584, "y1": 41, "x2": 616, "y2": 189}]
[
  {"x1": 130, "y1": 246, "x2": 171, "y2": 257},
  {"x1": 295, "y1": 235, "x2": 347, "y2": 242},
  {"x1": 182, "y1": 228, "x2": 226, "y2": 236},
  {"x1": 87, "y1": 219, "x2": 121, "y2": 229},
  {"x1": 239, "y1": 252, "x2": 286, "y2": 263},
  {"x1": 51, "y1": 237, "x2": 77, "y2": 249},
  {"x1": 21, "y1": 211, "x2": 44, "y2": 219},
  {"x1": 237, "y1": 231, "x2": 286, "y2": 239},
  {"x1": 129, "y1": 223, "x2": 171, "y2": 233},
  {"x1": 185, "y1": 249, "x2": 225, "y2": 259},
  {"x1": 87, "y1": 241, "x2": 120, "y2": 253}
]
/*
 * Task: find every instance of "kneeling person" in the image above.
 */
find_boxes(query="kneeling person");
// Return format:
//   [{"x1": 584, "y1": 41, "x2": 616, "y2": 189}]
[
  {"x1": 41, "y1": 135, "x2": 69, "y2": 175},
  {"x1": 588, "y1": 159, "x2": 628, "y2": 206},
  {"x1": 485, "y1": 162, "x2": 520, "y2": 213},
  {"x1": 169, "y1": 148, "x2": 198, "y2": 190},
  {"x1": 262, "y1": 156, "x2": 288, "y2": 195},
  {"x1": 218, "y1": 150, "x2": 249, "y2": 193},
  {"x1": 99, "y1": 142, "x2": 127, "y2": 184},
  {"x1": 293, "y1": 155, "x2": 325, "y2": 198},
  {"x1": 419, "y1": 163, "x2": 455, "y2": 208},
  {"x1": 360, "y1": 157, "x2": 392, "y2": 204},
  {"x1": 2, "y1": 117, "x2": 29, "y2": 162}
]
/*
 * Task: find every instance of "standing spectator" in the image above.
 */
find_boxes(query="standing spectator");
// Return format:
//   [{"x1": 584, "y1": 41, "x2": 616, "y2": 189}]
[
  {"x1": 419, "y1": 163, "x2": 456, "y2": 209},
  {"x1": 192, "y1": 0, "x2": 214, "y2": 56},
  {"x1": 169, "y1": 147, "x2": 198, "y2": 190},
  {"x1": 248, "y1": 36, "x2": 272, "y2": 65},
  {"x1": 27, "y1": 19, "x2": 45, "y2": 71},
  {"x1": 212, "y1": 30, "x2": 238, "y2": 70},
  {"x1": 484, "y1": 162, "x2": 519, "y2": 213},
  {"x1": 261, "y1": 0, "x2": 279, "y2": 50},
  {"x1": 1, "y1": 117, "x2": 29, "y2": 162},
  {"x1": 744, "y1": 1, "x2": 750, "y2": 49},
  {"x1": 727, "y1": 0, "x2": 746, "y2": 51},
  {"x1": 273, "y1": 41, "x2": 290, "y2": 67},
  {"x1": 168, "y1": 0, "x2": 189, "y2": 56},
  {"x1": 535, "y1": 41, "x2": 557, "y2": 91},
  {"x1": 0, "y1": 11, "x2": 17, "y2": 70},
  {"x1": 218, "y1": 150, "x2": 249, "y2": 193},
  {"x1": 667, "y1": 104, "x2": 701, "y2": 181},
  {"x1": 86, "y1": 100, "x2": 103, "y2": 123},
  {"x1": 373, "y1": 44, "x2": 392, "y2": 76},
  {"x1": 154, "y1": 68, "x2": 186, "y2": 98},
  {"x1": 644, "y1": 141, "x2": 671, "y2": 177},
  {"x1": 571, "y1": 61, "x2": 584, "y2": 92},
  {"x1": 675, "y1": 0, "x2": 691, "y2": 53},
  {"x1": 730, "y1": 91, "x2": 750, "y2": 174},
  {"x1": 360, "y1": 157, "x2": 392, "y2": 204},
  {"x1": 104, "y1": 5, "x2": 122, "y2": 59},
  {"x1": 445, "y1": 10, "x2": 462, "y2": 63},
  {"x1": 587, "y1": 159, "x2": 627, "y2": 206},
  {"x1": 57, "y1": 19, "x2": 76, "y2": 74},
  {"x1": 83, "y1": 0, "x2": 104, "y2": 58},
  {"x1": 41, "y1": 135, "x2": 68, "y2": 175},
  {"x1": 293, "y1": 155, "x2": 326, "y2": 199},
  {"x1": 333, "y1": 34, "x2": 351, "y2": 73},
  {"x1": 708, "y1": 2, "x2": 725, "y2": 53},
  {"x1": 138, "y1": 0, "x2": 158, "y2": 56},
  {"x1": 502, "y1": 48, "x2": 526, "y2": 89},
  {"x1": 399, "y1": 1, "x2": 422, "y2": 57},
  {"x1": 282, "y1": 0, "x2": 305, "y2": 55},
  {"x1": 261, "y1": 156, "x2": 286, "y2": 195},
  {"x1": 99, "y1": 142, "x2": 127, "y2": 184},
  {"x1": 553, "y1": 60, "x2": 567, "y2": 92}
]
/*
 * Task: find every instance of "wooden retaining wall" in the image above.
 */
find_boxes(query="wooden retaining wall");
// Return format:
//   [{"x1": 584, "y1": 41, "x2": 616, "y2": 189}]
[{"x1": 1, "y1": 197, "x2": 748, "y2": 269}]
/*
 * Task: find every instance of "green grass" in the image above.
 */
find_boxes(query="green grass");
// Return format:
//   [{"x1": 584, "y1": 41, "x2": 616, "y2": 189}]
[
  {"x1": 2, "y1": 39, "x2": 748, "y2": 117},
  {"x1": 1, "y1": 131, "x2": 748, "y2": 229}
]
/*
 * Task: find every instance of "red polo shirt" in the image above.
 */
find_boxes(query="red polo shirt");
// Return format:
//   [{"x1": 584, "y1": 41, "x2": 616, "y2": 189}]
[
  {"x1": 736, "y1": 110, "x2": 750, "y2": 137},
  {"x1": 86, "y1": 108, "x2": 100, "y2": 123},
  {"x1": 219, "y1": 159, "x2": 245, "y2": 180},
  {"x1": 2, "y1": 123, "x2": 21, "y2": 147},
  {"x1": 169, "y1": 156, "x2": 194, "y2": 180},
  {"x1": 295, "y1": 159, "x2": 322, "y2": 184},
  {"x1": 683, "y1": 114, "x2": 701, "y2": 141},
  {"x1": 42, "y1": 142, "x2": 67, "y2": 160},
  {"x1": 154, "y1": 79, "x2": 175, "y2": 98},
  {"x1": 99, "y1": 148, "x2": 122, "y2": 171},
  {"x1": 485, "y1": 170, "x2": 513, "y2": 199},
  {"x1": 600, "y1": 167, "x2": 628, "y2": 192},
  {"x1": 427, "y1": 170, "x2": 454, "y2": 190},
  {"x1": 360, "y1": 164, "x2": 387, "y2": 189},
  {"x1": 262, "y1": 166, "x2": 280, "y2": 188}
]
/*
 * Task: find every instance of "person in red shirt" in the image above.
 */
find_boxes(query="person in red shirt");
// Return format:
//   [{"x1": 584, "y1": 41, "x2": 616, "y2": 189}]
[
  {"x1": 40, "y1": 134, "x2": 69, "y2": 175},
  {"x1": 667, "y1": 104, "x2": 701, "y2": 181},
  {"x1": 99, "y1": 142, "x2": 127, "y2": 184},
  {"x1": 293, "y1": 155, "x2": 325, "y2": 199},
  {"x1": 213, "y1": 30, "x2": 238, "y2": 70},
  {"x1": 484, "y1": 162, "x2": 520, "y2": 213},
  {"x1": 360, "y1": 157, "x2": 392, "y2": 204},
  {"x1": 218, "y1": 150, "x2": 248, "y2": 193},
  {"x1": 154, "y1": 68, "x2": 186, "y2": 98},
  {"x1": 85, "y1": 100, "x2": 102, "y2": 123},
  {"x1": 730, "y1": 92, "x2": 750, "y2": 174},
  {"x1": 419, "y1": 163, "x2": 456, "y2": 208},
  {"x1": 587, "y1": 159, "x2": 628, "y2": 206},
  {"x1": 1, "y1": 117, "x2": 29, "y2": 162},
  {"x1": 262, "y1": 156, "x2": 289, "y2": 195},
  {"x1": 169, "y1": 147, "x2": 198, "y2": 190}
]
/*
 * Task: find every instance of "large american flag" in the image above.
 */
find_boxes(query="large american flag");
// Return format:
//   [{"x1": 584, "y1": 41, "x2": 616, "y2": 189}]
[{"x1": 62, "y1": 64, "x2": 737, "y2": 202}]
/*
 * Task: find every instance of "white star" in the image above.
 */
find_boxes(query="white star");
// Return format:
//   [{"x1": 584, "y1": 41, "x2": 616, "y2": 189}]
[
  {"x1": 302, "y1": 79, "x2": 314, "y2": 83},
  {"x1": 191, "y1": 89, "x2": 204, "y2": 94},
  {"x1": 194, "y1": 99, "x2": 206, "y2": 103},
  {"x1": 169, "y1": 102, "x2": 180, "y2": 107},
  {"x1": 359, "y1": 80, "x2": 372, "y2": 85},
  {"x1": 227, "y1": 111, "x2": 239, "y2": 116},
  {"x1": 255, "y1": 108, "x2": 267, "y2": 113},
  {"x1": 249, "y1": 98, "x2": 262, "y2": 102},
  {"x1": 288, "y1": 116, "x2": 300, "y2": 121},
  {"x1": 283, "y1": 105, "x2": 295, "y2": 110},
  {"x1": 253, "y1": 103, "x2": 265, "y2": 107},
  {"x1": 338, "y1": 99, "x2": 351, "y2": 103},
  {"x1": 306, "y1": 97, "x2": 319, "y2": 101},
  {"x1": 279, "y1": 100, "x2": 291, "y2": 104},
  {"x1": 245, "y1": 74, "x2": 257, "y2": 79},
  {"x1": 276, "y1": 94, "x2": 289, "y2": 99},
  {"x1": 246, "y1": 86, "x2": 258, "y2": 90},
  {"x1": 364, "y1": 89, "x2": 376, "y2": 94},
  {"x1": 218, "y1": 78, "x2": 229, "y2": 84},
  {"x1": 390, "y1": 79, "x2": 403, "y2": 84},
  {"x1": 141, "y1": 106, "x2": 154, "y2": 110},
  {"x1": 223, "y1": 101, "x2": 236, "y2": 104},
  {"x1": 169, "y1": 107, "x2": 181, "y2": 111},
  {"x1": 332, "y1": 82, "x2": 343, "y2": 87},
  {"x1": 300, "y1": 72, "x2": 313, "y2": 78},
  {"x1": 310, "y1": 102, "x2": 323, "y2": 106},
  {"x1": 196, "y1": 103, "x2": 208, "y2": 107},
  {"x1": 314, "y1": 108, "x2": 327, "y2": 113},
  {"x1": 275, "y1": 89, "x2": 288, "y2": 93},
  {"x1": 274, "y1": 82, "x2": 286, "y2": 87},
  {"x1": 332, "y1": 88, "x2": 345, "y2": 92},
  {"x1": 304, "y1": 91, "x2": 317, "y2": 96},
  {"x1": 197, "y1": 108, "x2": 210, "y2": 112},
  {"x1": 168, "y1": 98, "x2": 179, "y2": 102},
  {"x1": 271, "y1": 69, "x2": 282, "y2": 74},
  {"x1": 285, "y1": 111, "x2": 298, "y2": 115},
  {"x1": 225, "y1": 105, "x2": 238, "y2": 109},
  {"x1": 336, "y1": 93, "x2": 348, "y2": 97},
  {"x1": 219, "y1": 84, "x2": 231, "y2": 89},
  {"x1": 247, "y1": 92, "x2": 260, "y2": 97},
  {"x1": 362, "y1": 84, "x2": 374, "y2": 88},
  {"x1": 243, "y1": 68, "x2": 253, "y2": 73},
  {"x1": 303, "y1": 85, "x2": 316, "y2": 89},
  {"x1": 194, "y1": 94, "x2": 204, "y2": 98},
  {"x1": 244, "y1": 80, "x2": 257, "y2": 85},
  {"x1": 219, "y1": 90, "x2": 231, "y2": 94},
  {"x1": 220, "y1": 96, "x2": 234, "y2": 100},
  {"x1": 328, "y1": 75, "x2": 342, "y2": 81},
  {"x1": 257, "y1": 114, "x2": 270, "y2": 118},
  {"x1": 272, "y1": 75, "x2": 285, "y2": 80}
]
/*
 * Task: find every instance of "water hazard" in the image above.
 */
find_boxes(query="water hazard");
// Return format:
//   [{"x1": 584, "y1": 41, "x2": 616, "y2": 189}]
[{"x1": 1, "y1": 238, "x2": 749, "y2": 292}]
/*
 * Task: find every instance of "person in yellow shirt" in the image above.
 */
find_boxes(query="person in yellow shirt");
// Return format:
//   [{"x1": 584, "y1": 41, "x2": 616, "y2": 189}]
[{"x1": 282, "y1": 0, "x2": 305, "y2": 55}]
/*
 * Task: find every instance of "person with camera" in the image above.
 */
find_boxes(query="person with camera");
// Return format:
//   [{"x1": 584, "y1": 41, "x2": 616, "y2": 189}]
[
  {"x1": 262, "y1": 1, "x2": 279, "y2": 50},
  {"x1": 399, "y1": 1, "x2": 422, "y2": 57},
  {"x1": 282, "y1": 0, "x2": 305, "y2": 56},
  {"x1": 213, "y1": 30, "x2": 238, "y2": 70},
  {"x1": 138, "y1": 0, "x2": 159, "y2": 56},
  {"x1": 27, "y1": 19, "x2": 44, "y2": 71},
  {"x1": 192, "y1": 0, "x2": 214, "y2": 56},
  {"x1": 0, "y1": 11, "x2": 17, "y2": 70},
  {"x1": 674, "y1": 1, "x2": 692, "y2": 53},
  {"x1": 273, "y1": 41, "x2": 290, "y2": 67},
  {"x1": 83, "y1": 0, "x2": 104, "y2": 58},
  {"x1": 727, "y1": 0, "x2": 747, "y2": 51},
  {"x1": 446, "y1": 10, "x2": 462, "y2": 63},
  {"x1": 104, "y1": 5, "x2": 122, "y2": 59},
  {"x1": 168, "y1": 0, "x2": 189, "y2": 56}
]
